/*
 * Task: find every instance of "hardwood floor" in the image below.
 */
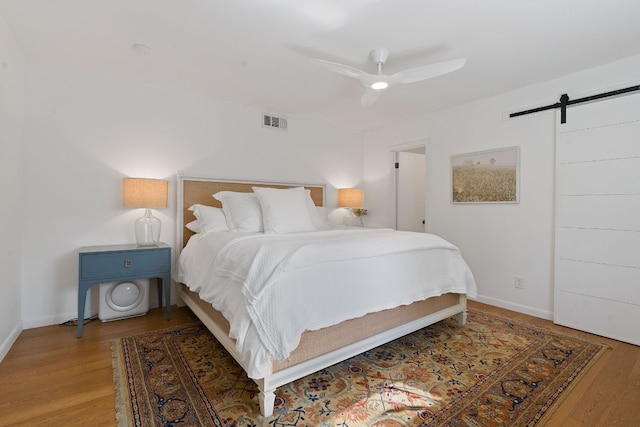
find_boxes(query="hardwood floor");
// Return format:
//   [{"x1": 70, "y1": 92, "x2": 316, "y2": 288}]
[
  {"x1": 0, "y1": 302, "x2": 638, "y2": 426},
  {"x1": 0, "y1": 306, "x2": 199, "y2": 427}
]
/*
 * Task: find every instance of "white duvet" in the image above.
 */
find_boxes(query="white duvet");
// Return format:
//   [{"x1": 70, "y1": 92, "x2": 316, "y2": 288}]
[{"x1": 178, "y1": 227, "x2": 476, "y2": 379}]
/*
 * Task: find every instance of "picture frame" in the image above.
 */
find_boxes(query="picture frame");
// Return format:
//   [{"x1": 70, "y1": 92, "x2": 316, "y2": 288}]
[{"x1": 451, "y1": 146, "x2": 520, "y2": 204}]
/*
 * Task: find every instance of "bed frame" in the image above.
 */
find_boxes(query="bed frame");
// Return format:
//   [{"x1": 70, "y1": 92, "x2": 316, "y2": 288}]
[{"x1": 176, "y1": 174, "x2": 468, "y2": 417}]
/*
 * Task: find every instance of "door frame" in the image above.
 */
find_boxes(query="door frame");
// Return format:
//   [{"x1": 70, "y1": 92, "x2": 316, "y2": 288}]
[{"x1": 390, "y1": 139, "x2": 431, "y2": 231}]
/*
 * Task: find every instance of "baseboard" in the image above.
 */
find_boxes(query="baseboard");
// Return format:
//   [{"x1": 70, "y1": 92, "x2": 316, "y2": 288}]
[
  {"x1": 472, "y1": 295, "x2": 553, "y2": 321},
  {"x1": 23, "y1": 314, "x2": 67, "y2": 329},
  {"x1": 0, "y1": 320, "x2": 23, "y2": 363},
  {"x1": 22, "y1": 309, "x2": 99, "y2": 329}
]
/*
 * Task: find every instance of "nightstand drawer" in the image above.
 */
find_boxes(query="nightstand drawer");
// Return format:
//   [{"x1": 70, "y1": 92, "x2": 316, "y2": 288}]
[{"x1": 80, "y1": 248, "x2": 170, "y2": 281}]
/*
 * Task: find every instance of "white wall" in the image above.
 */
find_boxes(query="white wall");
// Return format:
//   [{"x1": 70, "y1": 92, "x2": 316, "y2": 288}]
[
  {"x1": 363, "y1": 54, "x2": 640, "y2": 319},
  {"x1": 0, "y1": 15, "x2": 24, "y2": 359},
  {"x1": 21, "y1": 68, "x2": 363, "y2": 328}
]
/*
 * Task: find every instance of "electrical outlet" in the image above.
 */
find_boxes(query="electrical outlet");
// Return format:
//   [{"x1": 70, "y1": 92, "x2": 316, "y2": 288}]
[{"x1": 514, "y1": 276, "x2": 524, "y2": 289}]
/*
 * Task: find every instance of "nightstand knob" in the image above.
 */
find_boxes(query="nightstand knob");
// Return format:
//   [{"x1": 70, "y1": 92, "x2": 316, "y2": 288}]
[{"x1": 124, "y1": 259, "x2": 133, "y2": 268}]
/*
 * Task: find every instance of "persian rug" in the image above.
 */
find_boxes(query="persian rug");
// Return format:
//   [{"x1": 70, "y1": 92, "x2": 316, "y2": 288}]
[{"x1": 112, "y1": 308, "x2": 608, "y2": 427}]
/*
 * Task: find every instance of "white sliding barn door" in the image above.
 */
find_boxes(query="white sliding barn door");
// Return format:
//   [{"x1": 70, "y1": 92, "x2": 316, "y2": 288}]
[{"x1": 554, "y1": 94, "x2": 640, "y2": 346}]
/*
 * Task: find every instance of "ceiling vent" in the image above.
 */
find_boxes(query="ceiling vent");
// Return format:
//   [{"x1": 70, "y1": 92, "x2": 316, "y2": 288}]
[{"x1": 262, "y1": 113, "x2": 288, "y2": 131}]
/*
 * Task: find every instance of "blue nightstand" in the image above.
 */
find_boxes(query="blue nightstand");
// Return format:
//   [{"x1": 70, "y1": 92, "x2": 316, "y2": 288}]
[{"x1": 77, "y1": 243, "x2": 171, "y2": 337}]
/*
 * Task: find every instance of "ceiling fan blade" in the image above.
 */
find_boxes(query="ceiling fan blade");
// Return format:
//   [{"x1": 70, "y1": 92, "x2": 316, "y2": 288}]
[
  {"x1": 313, "y1": 58, "x2": 369, "y2": 80},
  {"x1": 392, "y1": 57, "x2": 466, "y2": 84},
  {"x1": 361, "y1": 88, "x2": 383, "y2": 107}
]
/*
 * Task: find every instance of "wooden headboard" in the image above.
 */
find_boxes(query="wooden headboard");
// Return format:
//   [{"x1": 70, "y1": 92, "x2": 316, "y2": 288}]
[{"x1": 178, "y1": 175, "x2": 325, "y2": 248}]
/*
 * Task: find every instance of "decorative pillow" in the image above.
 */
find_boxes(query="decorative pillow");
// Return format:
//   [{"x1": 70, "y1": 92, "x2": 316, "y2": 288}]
[
  {"x1": 252, "y1": 186, "x2": 316, "y2": 233},
  {"x1": 188, "y1": 204, "x2": 228, "y2": 234},
  {"x1": 305, "y1": 189, "x2": 329, "y2": 228},
  {"x1": 212, "y1": 191, "x2": 263, "y2": 232}
]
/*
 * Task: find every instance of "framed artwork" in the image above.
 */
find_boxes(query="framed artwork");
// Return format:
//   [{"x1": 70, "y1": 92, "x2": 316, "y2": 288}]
[{"x1": 451, "y1": 146, "x2": 520, "y2": 204}]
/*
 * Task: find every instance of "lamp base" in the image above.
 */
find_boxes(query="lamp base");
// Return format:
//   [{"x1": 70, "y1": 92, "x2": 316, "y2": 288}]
[
  {"x1": 343, "y1": 208, "x2": 365, "y2": 227},
  {"x1": 134, "y1": 208, "x2": 161, "y2": 246}
]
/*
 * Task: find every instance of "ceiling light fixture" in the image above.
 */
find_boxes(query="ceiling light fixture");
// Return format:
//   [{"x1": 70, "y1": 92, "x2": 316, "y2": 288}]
[{"x1": 371, "y1": 81, "x2": 388, "y2": 90}]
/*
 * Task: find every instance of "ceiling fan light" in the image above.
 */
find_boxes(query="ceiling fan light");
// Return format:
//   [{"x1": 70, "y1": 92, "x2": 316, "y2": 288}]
[{"x1": 371, "y1": 81, "x2": 388, "y2": 90}]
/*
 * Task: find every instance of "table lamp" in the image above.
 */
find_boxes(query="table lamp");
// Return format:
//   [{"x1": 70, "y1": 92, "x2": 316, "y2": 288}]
[
  {"x1": 122, "y1": 178, "x2": 169, "y2": 246},
  {"x1": 337, "y1": 188, "x2": 364, "y2": 226}
]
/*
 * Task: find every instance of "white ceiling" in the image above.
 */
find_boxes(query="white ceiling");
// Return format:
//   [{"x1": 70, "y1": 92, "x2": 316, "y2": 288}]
[{"x1": 1, "y1": 0, "x2": 639, "y2": 131}]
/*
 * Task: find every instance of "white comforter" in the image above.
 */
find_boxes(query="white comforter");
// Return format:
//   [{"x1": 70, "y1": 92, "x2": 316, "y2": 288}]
[{"x1": 178, "y1": 228, "x2": 476, "y2": 379}]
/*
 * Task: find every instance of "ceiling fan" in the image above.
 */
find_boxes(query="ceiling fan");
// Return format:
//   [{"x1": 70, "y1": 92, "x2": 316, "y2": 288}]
[{"x1": 313, "y1": 48, "x2": 466, "y2": 106}]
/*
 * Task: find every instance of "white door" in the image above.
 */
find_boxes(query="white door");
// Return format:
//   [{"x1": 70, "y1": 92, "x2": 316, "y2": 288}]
[
  {"x1": 554, "y1": 93, "x2": 640, "y2": 345},
  {"x1": 396, "y1": 149, "x2": 427, "y2": 232}
]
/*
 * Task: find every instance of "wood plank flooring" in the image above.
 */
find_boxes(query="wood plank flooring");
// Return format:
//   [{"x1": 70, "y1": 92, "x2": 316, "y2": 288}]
[{"x1": 0, "y1": 301, "x2": 638, "y2": 426}]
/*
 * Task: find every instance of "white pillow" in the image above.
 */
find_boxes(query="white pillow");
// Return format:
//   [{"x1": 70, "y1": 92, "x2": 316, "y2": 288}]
[
  {"x1": 188, "y1": 204, "x2": 228, "y2": 233},
  {"x1": 213, "y1": 191, "x2": 263, "y2": 232},
  {"x1": 305, "y1": 189, "x2": 328, "y2": 228},
  {"x1": 252, "y1": 186, "x2": 316, "y2": 233},
  {"x1": 185, "y1": 220, "x2": 201, "y2": 233},
  {"x1": 313, "y1": 206, "x2": 329, "y2": 228}
]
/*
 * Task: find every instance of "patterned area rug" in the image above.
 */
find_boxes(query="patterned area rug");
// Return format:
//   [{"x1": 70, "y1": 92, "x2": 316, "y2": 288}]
[{"x1": 112, "y1": 308, "x2": 608, "y2": 426}]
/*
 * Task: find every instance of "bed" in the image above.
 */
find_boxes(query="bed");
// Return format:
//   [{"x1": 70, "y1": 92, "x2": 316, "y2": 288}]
[{"x1": 175, "y1": 175, "x2": 477, "y2": 417}]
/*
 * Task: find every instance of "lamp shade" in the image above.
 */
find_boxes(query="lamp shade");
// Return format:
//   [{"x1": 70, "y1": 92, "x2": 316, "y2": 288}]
[
  {"x1": 337, "y1": 188, "x2": 363, "y2": 208},
  {"x1": 123, "y1": 178, "x2": 168, "y2": 208}
]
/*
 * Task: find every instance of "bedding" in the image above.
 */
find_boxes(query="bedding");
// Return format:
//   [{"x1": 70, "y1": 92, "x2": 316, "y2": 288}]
[
  {"x1": 178, "y1": 227, "x2": 477, "y2": 379},
  {"x1": 252, "y1": 186, "x2": 316, "y2": 233},
  {"x1": 305, "y1": 191, "x2": 329, "y2": 228},
  {"x1": 188, "y1": 204, "x2": 228, "y2": 234},
  {"x1": 185, "y1": 220, "x2": 201, "y2": 233},
  {"x1": 213, "y1": 191, "x2": 264, "y2": 232}
]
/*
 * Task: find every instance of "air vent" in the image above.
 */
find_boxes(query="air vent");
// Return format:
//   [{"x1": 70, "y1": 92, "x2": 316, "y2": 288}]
[{"x1": 262, "y1": 113, "x2": 288, "y2": 131}]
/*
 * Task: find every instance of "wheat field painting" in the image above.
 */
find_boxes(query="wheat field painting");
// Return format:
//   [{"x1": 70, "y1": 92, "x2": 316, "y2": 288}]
[{"x1": 451, "y1": 146, "x2": 519, "y2": 203}]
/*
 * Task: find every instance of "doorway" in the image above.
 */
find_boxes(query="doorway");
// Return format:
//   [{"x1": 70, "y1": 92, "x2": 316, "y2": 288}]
[{"x1": 393, "y1": 142, "x2": 428, "y2": 232}]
